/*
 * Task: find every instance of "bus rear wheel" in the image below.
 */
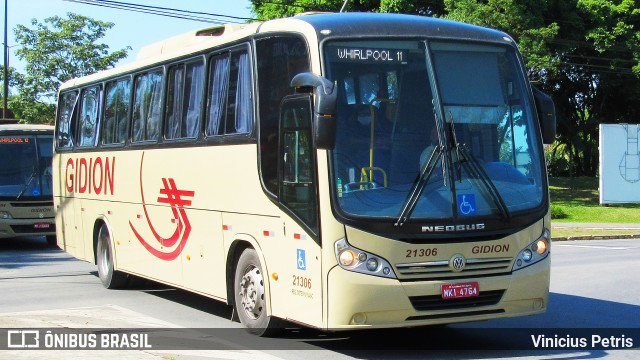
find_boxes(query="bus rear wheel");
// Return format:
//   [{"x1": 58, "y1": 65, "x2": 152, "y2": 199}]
[
  {"x1": 96, "y1": 224, "x2": 127, "y2": 289},
  {"x1": 234, "y1": 248, "x2": 282, "y2": 336}
]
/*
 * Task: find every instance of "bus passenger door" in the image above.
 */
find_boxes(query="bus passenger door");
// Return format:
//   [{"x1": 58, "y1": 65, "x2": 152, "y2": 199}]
[{"x1": 275, "y1": 95, "x2": 323, "y2": 327}]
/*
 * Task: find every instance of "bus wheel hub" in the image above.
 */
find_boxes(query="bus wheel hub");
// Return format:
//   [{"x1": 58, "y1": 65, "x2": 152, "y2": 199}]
[{"x1": 239, "y1": 266, "x2": 264, "y2": 319}]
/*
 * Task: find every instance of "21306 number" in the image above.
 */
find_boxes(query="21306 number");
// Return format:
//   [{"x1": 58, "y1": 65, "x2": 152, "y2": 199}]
[
  {"x1": 292, "y1": 275, "x2": 312, "y2": 289},
  {"x1": 406, "y1": 248, "x2": 438, "y2": 258}
]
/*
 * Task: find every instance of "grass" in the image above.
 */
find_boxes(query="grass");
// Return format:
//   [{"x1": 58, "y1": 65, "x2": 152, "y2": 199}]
[{"x1": 549, "y1": 177, "x2": 640, "y2": 223}]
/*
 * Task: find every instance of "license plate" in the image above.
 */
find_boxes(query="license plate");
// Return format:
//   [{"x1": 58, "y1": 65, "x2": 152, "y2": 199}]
[
  {"x1": 33, "y1": 223, "x2": 50, "y2": 229},
  {"x1": 441, "y1": 282, "x2": 479, "y2": 299}
]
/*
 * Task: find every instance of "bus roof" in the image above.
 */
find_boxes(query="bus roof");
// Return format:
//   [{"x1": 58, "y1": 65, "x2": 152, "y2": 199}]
[
  {"x1": 59, "y1": 12, "x2": 512, "y2": 91},
  {"x1": 275, "y1": 12, "x2": 510, "y2": 43},
  {"x1": 0, "y1": 123, "x2": 54, "y2": 132},
  {"x1": 59, "y1": 21, "x2": 264, "y2": 90}
]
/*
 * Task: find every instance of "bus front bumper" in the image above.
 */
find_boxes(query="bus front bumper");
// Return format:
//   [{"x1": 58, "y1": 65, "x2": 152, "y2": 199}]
[
  {"x1": 326, "y1": 255, "x2": 549, "y2": 329},
  {"x1": 0, "y1": 218, "x2": 56, "y2": 239}
]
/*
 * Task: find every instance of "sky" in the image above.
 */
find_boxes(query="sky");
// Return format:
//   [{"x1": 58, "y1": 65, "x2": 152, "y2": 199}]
[{"x1": 2, "y1": 0, "x2": 254, "y2": 73}]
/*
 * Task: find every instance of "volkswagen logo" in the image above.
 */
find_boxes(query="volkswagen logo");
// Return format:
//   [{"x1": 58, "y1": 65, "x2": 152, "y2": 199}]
[{"x1": 449, "y1": 254, "x2": 466, "y2": 272}]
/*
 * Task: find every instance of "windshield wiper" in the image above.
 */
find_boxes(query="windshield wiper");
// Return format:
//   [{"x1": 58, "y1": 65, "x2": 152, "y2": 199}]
[
  {"x1": 16, "y1": 168, "x2": 37, "y2": 200},
  {"x1": 395, "y1": 145, "x2": 443, "y2": 227},
  {"x1": 448, "y1": 112, "x2": 463, "y2": 182},
  {"x1": 448, "y1": 119, "x2": 511, "y2": 220},
  {"x1": 455, "y1": 139, "x2": 511, "y2": 220}
]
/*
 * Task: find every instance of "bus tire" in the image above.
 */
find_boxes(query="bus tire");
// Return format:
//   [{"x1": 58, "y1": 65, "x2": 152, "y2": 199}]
[
  {"x1": 234, "y1": 248, "x2": 282, "y2": 336},
  {"x1": 96, "y1": 224, "x2": 127, "y2": 289}
]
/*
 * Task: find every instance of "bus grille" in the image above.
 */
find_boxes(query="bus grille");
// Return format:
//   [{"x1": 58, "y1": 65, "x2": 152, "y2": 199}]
[
  {"x1": 409, "y1": 290, "x2": 505, "y2": 311},
  {"x1": 395, "y1": 257, "x2": 513, "y2": 280}
]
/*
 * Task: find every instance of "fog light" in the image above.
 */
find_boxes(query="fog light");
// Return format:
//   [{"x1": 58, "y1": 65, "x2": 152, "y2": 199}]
[
  {"x1": 366, "y1": 257, "x2": 379, "y2": 271},
  {"x1": 339, "y1": 250, "x2": 357, "y2": 267},
  {"x1": 522, "y1": 249, "x2": 533, "y2": 262},
  {"x1": 352, "y1": 313, "x2": 367, "y2": 325},
  {"x1": 0, "y1": 211, "x2": 12, "y2": 219}
]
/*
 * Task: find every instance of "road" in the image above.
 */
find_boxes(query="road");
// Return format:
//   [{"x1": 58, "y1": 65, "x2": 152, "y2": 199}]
[{"x1": 1, "y1": 236, "x2": 639, "y2": 359}]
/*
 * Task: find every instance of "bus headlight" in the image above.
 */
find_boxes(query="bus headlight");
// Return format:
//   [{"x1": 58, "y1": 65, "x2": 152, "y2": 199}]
[
  {"x1": 0, "y1": 211, "x2": 13, "y2": 219},
  {"x1": 512, "y1": 228, "x2": 550, "y2": 271},
  {"x1": 334, "y1": 238, "x2": 396, "y2": 279},
  {"x1": 339, "y1": 249, "x2": 357, "y2": 267}
]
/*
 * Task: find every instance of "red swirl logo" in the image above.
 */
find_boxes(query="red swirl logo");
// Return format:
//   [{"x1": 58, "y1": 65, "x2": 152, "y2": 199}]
[{"x1": 129, "y1": 153, "x2": 194, "y2": 261}]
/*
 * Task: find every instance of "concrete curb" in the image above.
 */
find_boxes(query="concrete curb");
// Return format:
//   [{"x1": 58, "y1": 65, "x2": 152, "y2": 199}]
[{"x1": 552, "y1": 234, "x2": 640, "y2": 241}]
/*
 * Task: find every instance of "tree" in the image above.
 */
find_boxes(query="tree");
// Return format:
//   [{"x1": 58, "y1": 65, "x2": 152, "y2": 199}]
[
  {"x1": 0, "y1": 65, "x2": 24, "y2": 89},
  {"x1": 250, "y1": 0, "x2": 444, "y2": 18},
  {"x1": 542, "y1": 0, "x2": 640, "y2": 176},
  {"x1": 12, "y1": 13, "x2": 130, "y2": 123},
  {"x1": 251, "y1": 0, "x2": 340, "y2": 19},
  {"x1": 1, "y1": 65, "x2": 23, "y2": 118},
  {"x1": 443, "y1": 0, "x2": 559, "y2": 77}
]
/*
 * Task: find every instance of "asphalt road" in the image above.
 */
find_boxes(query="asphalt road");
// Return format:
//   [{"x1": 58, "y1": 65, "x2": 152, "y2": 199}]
[{"x1": 0, "y1": 236, "x2": 639, "y2": 359}]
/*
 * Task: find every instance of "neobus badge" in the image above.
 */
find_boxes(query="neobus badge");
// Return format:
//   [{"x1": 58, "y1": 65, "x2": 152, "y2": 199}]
[
  {"x1": 65, "y1": 156, "x2": 116, "y2": 195},
  {"x1": 422, "y1": 223, "x2": 486, "y2": 233}
]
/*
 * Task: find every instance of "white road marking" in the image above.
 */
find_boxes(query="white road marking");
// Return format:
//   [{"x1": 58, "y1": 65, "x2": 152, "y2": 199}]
[{"x1": 554, "y1": 244, "x2": 637, "y2": 250}]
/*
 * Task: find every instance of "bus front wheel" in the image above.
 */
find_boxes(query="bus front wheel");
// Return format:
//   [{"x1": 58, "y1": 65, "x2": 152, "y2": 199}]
[
  {"x1": 234, "y1": 248, "x2": 282, "y2": 336},
  {"x1": 96, "y1": 224, "x2": 127, "y2": 289},
  {"x1": 46, "y1": 235, "x2": 58, "y2": 248}
]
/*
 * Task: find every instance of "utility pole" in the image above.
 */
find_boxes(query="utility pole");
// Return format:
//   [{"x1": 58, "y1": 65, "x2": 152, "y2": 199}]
[{"x1": 3, "y1": 0, "x2": 8, "y2": 119}]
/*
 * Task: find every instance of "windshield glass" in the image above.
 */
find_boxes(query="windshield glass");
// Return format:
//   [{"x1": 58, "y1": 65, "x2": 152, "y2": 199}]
[
  {"x1": 0, "y1": 134, "x2": 54, "y2": 199},
  {"x1": 325, "y1": 40, "x2": 544, "y2": 221}
]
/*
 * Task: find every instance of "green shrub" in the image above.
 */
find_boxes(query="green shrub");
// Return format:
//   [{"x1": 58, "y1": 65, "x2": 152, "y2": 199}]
[{"x1": 550, "y1": 204, "x2": 568, "y2": 219}]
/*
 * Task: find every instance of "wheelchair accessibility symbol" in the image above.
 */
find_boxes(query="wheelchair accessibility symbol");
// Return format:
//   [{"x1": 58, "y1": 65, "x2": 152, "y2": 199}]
[
  {"x1": 297, "y1": 249, "x2": 306, "y2": 271},
  {"x1": 457, "y1": 194, "x2": 476, "y2": 215}
]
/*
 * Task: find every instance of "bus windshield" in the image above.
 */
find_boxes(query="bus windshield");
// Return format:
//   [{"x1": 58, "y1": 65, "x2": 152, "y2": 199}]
[
  {"x1": 0, "y1": 134, "x2": 54, "y2": 199},
  {"x1": 326, "y1": 40, "x2": 544, "y2": 222}
]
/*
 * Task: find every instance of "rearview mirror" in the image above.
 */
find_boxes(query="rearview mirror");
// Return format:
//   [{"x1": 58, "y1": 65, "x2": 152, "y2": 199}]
[
  {"x1": 532, "y1": 87, "x2": 556, "y2": 144},
  {"x1": 291, "y1": 72, "x2": 337, "y2": 149}
]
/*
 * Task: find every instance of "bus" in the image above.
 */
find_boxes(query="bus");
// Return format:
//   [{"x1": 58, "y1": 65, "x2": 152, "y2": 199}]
[
  {"x1": 53, "y1": 12, "x2": 556, "y2": 335},
  {"x1": 0, "y1": 122, "x2": 56, "y2": 246}
]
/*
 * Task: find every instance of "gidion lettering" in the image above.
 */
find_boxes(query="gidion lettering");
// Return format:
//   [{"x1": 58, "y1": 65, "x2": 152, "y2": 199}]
[
  {"x1": 65, "y1": 156, "x2": 116, "y2": 195},
  {"x1": 472, "y1": 244, "x2": 510, "y2": 254}
]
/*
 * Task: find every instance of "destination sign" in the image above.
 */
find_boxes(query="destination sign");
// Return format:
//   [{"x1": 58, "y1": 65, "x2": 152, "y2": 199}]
[
  {"x1": 0, "y1": 137, "x2": 30, "y2": 144},
  {"x1": 331, "y1": 47, "x2": 408, "y2": 64}
]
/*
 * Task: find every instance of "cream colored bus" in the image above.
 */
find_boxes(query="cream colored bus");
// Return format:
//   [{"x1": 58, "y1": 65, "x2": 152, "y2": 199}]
[
  {"x1": 53, "y1": 12, "x2": 556, "y2": 336},
  {"x1": 0, "y1": 122, "x2": 56, "y2": 245}
]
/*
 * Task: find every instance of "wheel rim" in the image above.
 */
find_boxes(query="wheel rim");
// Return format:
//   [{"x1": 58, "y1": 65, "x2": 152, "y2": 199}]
[
  {"x1": 97, "y1": 228, "x2": 111, "y2": 277},
  {"x1": 238, "y1": 265, "x2": 265, "y2": 320}
]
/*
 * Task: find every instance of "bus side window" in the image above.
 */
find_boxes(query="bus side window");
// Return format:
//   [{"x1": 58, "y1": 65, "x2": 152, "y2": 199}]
[
  {"x1": 226, "y1": 50, "x2": 252, "y2": 135},
  {"x1": 103, "y1": 78, "x2": 131, "y2": 145},
  {"x1": 56, "y1": 91, "x2": 79, "y2": 149},
  {"x1": 165, "y1": 59, "x2": 204, "y2": 140},
  {"x1": 132, "y1": 69, "x2": 163, "y2": 143},
  {"x1": 78, "y1": 86, "x2": 101, "y2": 148},
  {"x1": 206, "y1": 55, "x2": 230, "y2": 136}
]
